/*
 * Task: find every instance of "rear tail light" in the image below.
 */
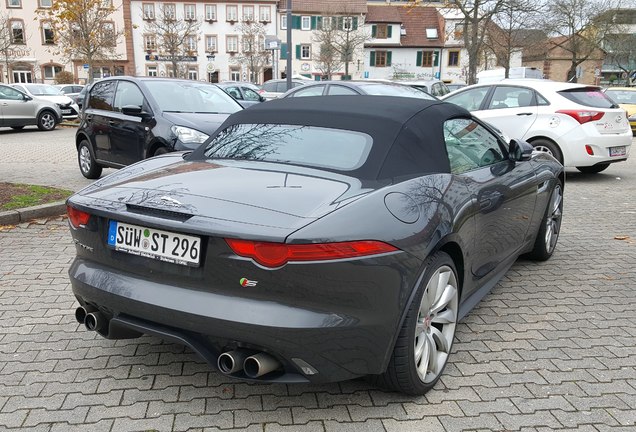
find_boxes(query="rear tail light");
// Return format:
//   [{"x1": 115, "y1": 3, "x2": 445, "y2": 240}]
[
  {"x1": 67, "y1": 205, "x2": 91, "y2": 228},
  {"x1": 556, "y1": 110, "x2": 604, "y2": 124},
  {"x1": 225, "y1": 239, "x2": 399, "y2": 268}
]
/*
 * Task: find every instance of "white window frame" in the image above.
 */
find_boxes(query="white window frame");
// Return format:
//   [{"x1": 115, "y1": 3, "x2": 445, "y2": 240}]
[
  {"x1": 186, "y1": 35, "x2": 197, "y2": 52},
  {"x1": 10, "y1": 20, "x2": 25, "y2": 44},
  {"x1": 280, "y1": 15, "x2": 287, "y2": 30},
  {"x1": 226, "y1": 5, "x2": 238, "y2": 22},
  {"x1": 300, "y1": 44, "x2": 311, "y2": 60},
  {"x1": 147, "y1": 65, "x2": 158, "y2": 77},
  {"x1": 7, "y1": 0, "x2": 21, "y2": 8},
  {"x1": 301, "y1": 16, "x2": 310, "y2": 31},
  {"x1": 143, "y1": 3, "x2": 155, "y2": 20},
  {"x1": 226, "y1": 35, "x2": 238, "y2": 53},
  {"x1": 188, "y1": 69, "x2": 198, "y2": 80},
  {"x1": 229, "y1": 68, "x2": 240, "y2": 81},
  {"x1": 342, "y1": 17, "x2": 353, "y2": 31},
  {"x1": 205, "y1": 35, "x2": 217, "y2": 52},
  {"x1": 205, "y1": 4, "x2": 216, "y2": 21},
  {"x1": 164, "y1": 4, "x2": 176, "y2": 20},
  {"x1": 259, "y1": 6, "x2": 270, "y2": 22},
  {"x1": 243, "y1": 5, "x2": 254, "y2": 22},
  {"x1": 41, "y1": 21, "x2": 54, "y2": 44},
  {"x1": 184, "y1": 4, "x2": 196, "y2": 21},
  {"x1": 43, "y1": 65, "x2": 62, "y2": 79},
  {"x1": 38, "y1": 0, "x2": 52, "y2": 8},
  {"x1": 144, "y1": 34, "x2": 157, "y2": 51}
]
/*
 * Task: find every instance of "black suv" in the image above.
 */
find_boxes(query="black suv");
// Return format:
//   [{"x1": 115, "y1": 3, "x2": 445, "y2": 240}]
[{"x1": 75, "y1": 76, "x2": 242, "y2": 179}]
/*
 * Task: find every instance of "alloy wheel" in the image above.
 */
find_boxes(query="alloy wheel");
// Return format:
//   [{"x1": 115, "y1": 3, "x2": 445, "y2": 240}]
[
  {"x1": 544, "y1": 184, "x2": 563, "y2": 254},
  {"x1": 79, "y1": 145, "x2": 92, "y2": 175},
  {"x1": 533, "y1": 145, "x2": 554, "y2": 156},
  {"x1": 414, "y1": 265, "x2": 458, "y2": 383},
  {"x1": 41, "y1": 113, "x2": 55, "y2": 130}
]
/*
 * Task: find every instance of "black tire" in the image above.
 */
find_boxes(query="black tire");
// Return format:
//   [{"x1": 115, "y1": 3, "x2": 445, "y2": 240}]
[
  {"x1": 576, "y1": 164, "x2": 610, "y2": 174},
  {"x1": 11, "y1": 126, "x2": 24, "y2": 130},
  {"x1": 153, "y1": 146, "x2": 169, "y2": 156},
  {"x1": 370, "y1": 251, "x2": 459, "y2": 395},
  {"x1": 37, "y1": 110, "x2": 57, "y2": 131},
  {"x1": 530, "y1": 139, "x2": 562, "y2": 164},
  {"x1": 526, "y1": 180, "x2": 563, "y2": 261},
  {"x1": 77, "y1": 140, "x2": 103, "y2": 179}
]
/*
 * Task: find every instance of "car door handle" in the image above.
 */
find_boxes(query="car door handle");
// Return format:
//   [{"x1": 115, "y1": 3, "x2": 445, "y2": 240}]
[
  {"x1": 108, "y1": 120, "x2": 116, "y2": 126},
  {"x1": 516, "y1": 112, "x2": 533, "y2": 116}
]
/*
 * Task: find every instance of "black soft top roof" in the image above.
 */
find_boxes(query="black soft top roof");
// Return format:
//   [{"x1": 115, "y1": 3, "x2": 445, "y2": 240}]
[{"x1": 191, "y1": 95, "x2": 472, "y2": 180}]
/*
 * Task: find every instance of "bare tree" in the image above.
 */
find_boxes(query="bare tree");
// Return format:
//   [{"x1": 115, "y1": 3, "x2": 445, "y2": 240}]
[
  {"x1": 604, "y1": 32, "x2": 636, "y2": 85},
  {"x1": 232, "y1": 21, "x2": 271, "y2": 84},
  {"x1": 145, "y1": 4, "x2": 201, "y2": 78},
  {"x1": 484, "y1": 0, "x2": 544, "y2": 77},
  {"x1": 39, "y1": 0, "x2": 123, "y2": 83},
  {"x1": 539, "y1": 0, "x2": 622, "y2": 82},
  {"x1": 313, "y1": 8, "x2": 368, "y2": 80},
  {"x1": 0, "y1": 11, "x2": 15, "y2": 83}
]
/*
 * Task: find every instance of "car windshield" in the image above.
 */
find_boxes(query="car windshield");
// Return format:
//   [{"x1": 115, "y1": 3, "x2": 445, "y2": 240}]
[
  {"x1": 605, "y1": 89, "x2": 636, "y2": 105},
  {"x1": 202, "y1": 124, "x2": 373, "y2": 171},
  {"x1": 24, "y1": 84, "x2": 62, "y2": 96},
  {"x1": 357, "y1": 84, "x2": 437, "y2": 100},
  {"x1": 144, "y1": 81, "x2": 242, "y2": 114}
]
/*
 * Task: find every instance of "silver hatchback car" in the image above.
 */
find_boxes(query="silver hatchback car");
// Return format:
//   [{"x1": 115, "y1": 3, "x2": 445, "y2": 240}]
[{"x1": 0, "y1": 84, "x2": 62, "y2": 131}]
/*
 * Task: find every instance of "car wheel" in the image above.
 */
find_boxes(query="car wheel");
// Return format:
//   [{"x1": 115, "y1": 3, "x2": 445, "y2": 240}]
[
  {"x1": 576, "y1": 164, "x2": 610, "y2": 174},
  {"x1": 78, "y1": 140, "x2": 103, "y2": 179},
  {"x1": 153, "y1": 146, "x2": 169, "y2": 156},
  {"x1": 531, "y1": 139, "x2": 563, "y2": 164},
  {"x1": 371, "y1": 251, "x2": 459, "y2": 395},
  {"x1": 11, "y1": 126, "x2": 24, "y2": 130},
  {"x1": 37, "y1": 110, "x2": 57, "y2": 131},
  {"x1": 526, "y1": 180, "x2": 563, "y2": 261}
]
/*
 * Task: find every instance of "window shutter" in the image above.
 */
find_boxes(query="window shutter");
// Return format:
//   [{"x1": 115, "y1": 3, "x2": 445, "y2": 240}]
[
  {"x1": 352, "y1": 17, "x2": 358, "y2": 30},
  {"x1": 292, "y1": 15, "x2": 301, "y2": 29},
  {"x1": 416, "y1": 51, "x2": 422, "y2": 67},
  {"x1": 387, "y1": 51, "x2": 392, "y2": 66},
  {"x1": 434, "y1": 50, "x2": 439, "y2": 67},
  {"x1": 316, "y1": 16, "x2": 322, "y2": 30},
  {"x1": 311, "y1": 16, "x2": 317, "y2": 30},
  {"x1": 387, "y1": 25, "x2": 392, "y2": 38},
  {"x1": 370, "y1": 51, "x2": 376, "y2": 66},
  {"x1": 371, "y1": 25, "x2": 377, "y2": 38},
  {"x1": 280, "y1": 43, "x2": 287, "y2": 59},
  {"x1": 296, "y1": 44, "x2": 301, "y2": 59},
  {"x1": 337, "y1": 17, "x2": 343, "y2": 29}
]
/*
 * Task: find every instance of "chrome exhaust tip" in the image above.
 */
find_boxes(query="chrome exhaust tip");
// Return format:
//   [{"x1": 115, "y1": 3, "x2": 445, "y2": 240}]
[
  {"x1": 244, "y1": 353, "x2": 281, "y2": 378},
  {"x1": 217, "y1": 350, "x2": 248, "y2": 374},
  {"x1": 74, "y1": 305, "x2": 95, "y2": 324},
  {"x1": 84, "y1": 311, "x2": 106, "y2": 333}
]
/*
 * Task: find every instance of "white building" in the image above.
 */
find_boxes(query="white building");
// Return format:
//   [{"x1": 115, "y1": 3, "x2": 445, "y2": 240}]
[{"x1": 129, "y1": 0, "x2": 277, "y2": 83}]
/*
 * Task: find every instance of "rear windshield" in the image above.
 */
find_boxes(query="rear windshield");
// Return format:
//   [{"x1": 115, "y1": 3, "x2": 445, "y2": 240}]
[
  {"x1": 558, "y1": 87, "x2": 616, "y2": 108},
  {"x1": 202, "y1": 124, "x2": 372, "y2": 171},
  {"x1": 144, "y1": 81, "x2": 241, "y2": 114}
]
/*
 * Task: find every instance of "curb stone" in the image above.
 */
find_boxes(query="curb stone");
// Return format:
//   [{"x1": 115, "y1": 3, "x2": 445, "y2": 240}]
[{"x1": 0, "y1": 201, "x2": 66, "y2": 225}]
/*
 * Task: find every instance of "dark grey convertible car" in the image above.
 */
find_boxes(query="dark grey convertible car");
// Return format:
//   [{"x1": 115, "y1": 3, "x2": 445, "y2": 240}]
[{"x1": 67, "y1": 96, "x2": 564, "y2": 395}]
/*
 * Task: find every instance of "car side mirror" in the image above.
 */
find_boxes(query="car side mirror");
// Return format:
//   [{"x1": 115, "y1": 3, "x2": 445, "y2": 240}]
[
  {"x1": 508, "y1": 139, "x2": 533, "y2": 162},
  {"x1": 23, "y1": 94, "x2": 32, "y2": 101},
  {"x1": 259, "y1": 95, "x2": 266, "y2": 102},
  {"x1": 121, "y1": 105, "x2": 151, "y2": 120}
]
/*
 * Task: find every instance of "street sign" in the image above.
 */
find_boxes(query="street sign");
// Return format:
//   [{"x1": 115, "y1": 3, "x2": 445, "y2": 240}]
[{"x1": 83, "y1": 64, "x2": 89, "y2": 70}]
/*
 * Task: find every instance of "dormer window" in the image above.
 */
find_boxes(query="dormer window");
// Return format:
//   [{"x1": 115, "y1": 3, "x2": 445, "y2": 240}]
[{"x1": 426, "y1": 28, "x2": 438, "y2": 39}]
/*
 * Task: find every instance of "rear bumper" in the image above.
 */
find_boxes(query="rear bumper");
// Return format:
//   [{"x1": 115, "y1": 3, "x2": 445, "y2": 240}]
[
  {"x1": 69, "y1": 257, "x2": 409, "y2": 384},
  {"x1": 558, "y1": 128, "x2": 632, "y2": 167}
]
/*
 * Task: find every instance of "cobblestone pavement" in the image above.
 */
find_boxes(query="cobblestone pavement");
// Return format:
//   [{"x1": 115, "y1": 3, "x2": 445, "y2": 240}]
[{"x1": 0, "y1": 129, "x2": 635, "y2": 431}]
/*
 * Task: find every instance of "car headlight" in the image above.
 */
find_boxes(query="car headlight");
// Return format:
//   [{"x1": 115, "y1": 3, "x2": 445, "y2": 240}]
[{"x1": 171, "y1": 126, "x2": 209, "y2": 144}]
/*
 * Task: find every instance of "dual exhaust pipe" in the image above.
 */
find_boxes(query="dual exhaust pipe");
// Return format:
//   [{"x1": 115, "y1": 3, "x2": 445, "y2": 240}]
[
  {"x1": 75, "y1": 305, "x2": 107, "y2": 333},
  {"x1": 218, "y1": 350, "x2": 281, "y2": 378}
]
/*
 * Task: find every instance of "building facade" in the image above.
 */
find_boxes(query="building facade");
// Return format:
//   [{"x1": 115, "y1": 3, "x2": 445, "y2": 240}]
[{"x1": 0, "y1": 0, "x2": 132, "y2": 84}]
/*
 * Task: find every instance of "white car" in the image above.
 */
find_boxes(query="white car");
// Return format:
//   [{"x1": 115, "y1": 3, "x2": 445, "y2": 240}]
[
  {"x1": 11, "y1": 83, "x2": 80, "y2": 120},
  {"x1": 442, "y1": 79, "x2": 632, "y2": 173}
]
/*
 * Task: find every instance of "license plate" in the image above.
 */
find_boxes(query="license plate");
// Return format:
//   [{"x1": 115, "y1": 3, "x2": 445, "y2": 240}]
[
  {"x1": 107, "y1": 220, "x2": 201, "y2": 266},
  {"x1": 610, "y1": 146, "x2": 626, "y2": 157},
  {"x1": 61, "y1": 109, "x2": 71, "y2": 114}
]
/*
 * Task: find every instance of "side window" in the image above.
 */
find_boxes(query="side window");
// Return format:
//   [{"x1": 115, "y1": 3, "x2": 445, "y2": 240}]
[
  {"x1": 87, "y1": 81, "x2": 116, "y2": 111},
  {"x1": 262, "y1": 82, "x2": 276, "y2": 92},
  {"x1": 225, "y1": 86, "x2": 243, "y2": 100},
  {"x1": 443, "y1": 118, "x2": 506, "y2": 174},
  {"x1": 327, "y1": 85, "x2": 358, "y2": 95},
  {"x1": 488, "y1": 86, "x2": 534, "y2": 109},
  {"x1": 289, "y1": 85, "x2": 325, "y2": 97},
  {"x1": 242, "y1": 88, "x2": 261, "y2": 101},
  {"x1": 444, "y1": 87, "x2": 489, "y2": 111},
  {"x1": 0, "y1": 86, "x2": 23, "y2": 100},
  {"x1": 113, "y1": 81, "x2": 145, "y2": 112}
]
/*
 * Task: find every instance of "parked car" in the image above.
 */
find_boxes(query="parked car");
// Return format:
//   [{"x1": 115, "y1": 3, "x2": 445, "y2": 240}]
[
  {"x1": 11, "y1": 83, "x2": 80, "y2": 120},
  {"x1": 75, "y1": 76, "x2": 243, "y2": 179},
  {"x1": 446, "y1": 83, "x2": 467, "y2": 92},
  {"x1": 75, "y1": 84, "x2": 92, "y2": 111},
  {"x1": 67, "y1": 95, "x2": 564, "y2": 395},
  {"x1": 216, "y1": 81, "x2": 265, "y2": 108},
  {"x1": 0, "y1": 83, "x2": 62, "y2": 131},
  {"x1": 394, "y1": 79, "x2": 451, "y2": 97},
  {"x1": 54, "y1": 84, "x2": 85, "y2": 105},
  {"x1": 442, "y1": 79, "x2": 632, "y2": 173},
  {"x1": 280, "y1": 80, "x2": 438, "y2": 100},
  {"x1": 603, "y1": 87, "x2": 636, "y2": 135},
  {"x1": 260, "y1": 78, "x2": 307, "y2": 99}
]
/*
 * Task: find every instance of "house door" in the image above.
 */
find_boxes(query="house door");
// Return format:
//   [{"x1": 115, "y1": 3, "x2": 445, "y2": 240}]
[
  {"x1": 263, "y1": 67, "x2": 272, "y2": 82},
  {"x1": 207, "y1": 71, "x2": 219, "y2": 83}
]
